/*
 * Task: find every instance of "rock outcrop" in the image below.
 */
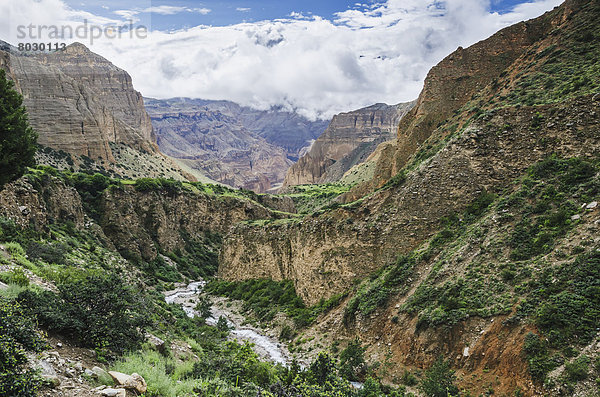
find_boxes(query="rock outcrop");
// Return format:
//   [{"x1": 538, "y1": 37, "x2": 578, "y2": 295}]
[
  {"x1": 0, "y1": 174, "x2": 281, "y2": 262},
  {"x1": 345, "y1": 2, "x2": 561, "y2": 199},
  {"x1": 0, "y1": 42, "x2": 154, "y2": 161},
  {"x1": 282, "y1": 102, "x2": 414, "y2": 187},
  {"x1": 145, "y1": 98, "x2": 329, "y2": 192},
  {"x1": 0, "y1": 41, "x2": 189, "y2": 181}
]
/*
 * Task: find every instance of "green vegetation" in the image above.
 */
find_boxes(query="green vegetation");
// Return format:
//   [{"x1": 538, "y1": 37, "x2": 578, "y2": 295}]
[
  {"x1": 419, "y1": 356, "x2": 459, "y2": 397},
  {"x1": 0, "y1": 69, "x2": 38, "y2": 188},
  {"x1": 507, "y1": 156, "x2": 596, "y2": 260},
  {"x1": 18, "y1": 273, "x2": 149, "y2": 355},
  {"x1": 206, "y1": 278, "x2": 345, "y2": 327},
  {"x1": 281, "y1": 183, "x2": 353, "y2": 214},
  {"x1": 339, "y1": 338, "x2": 367, "y2": 381},
  {"x1": 0, "y1": 298, "x2": 46, "y2": 396},
  {"x1": 134, "y1": 177, "x2": 184, "y2": 195},
  {"x1": 503, "y1": 1, "x2": 600, "y2": 106},
  {"x1": 344, "y1": 191, "x2": 496, "y2": 325}
]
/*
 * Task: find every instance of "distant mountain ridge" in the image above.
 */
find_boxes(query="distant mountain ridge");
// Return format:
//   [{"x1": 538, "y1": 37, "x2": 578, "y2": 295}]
[
  {"x1": 283, "y1": 101, "x2": 415, "y2": 187},
  {"x1": 145, "y1": 97, "x2": 329, "y2": 192}
]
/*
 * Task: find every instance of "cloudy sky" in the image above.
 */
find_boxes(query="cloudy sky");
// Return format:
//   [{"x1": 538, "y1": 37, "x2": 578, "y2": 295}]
[{"x1": 1, "y1": 0, "x2": 563, "y2": 119}]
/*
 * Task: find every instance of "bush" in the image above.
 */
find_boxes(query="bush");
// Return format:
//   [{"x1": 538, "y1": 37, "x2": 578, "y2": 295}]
[
  {"x1": 26, "y1": 241, "x2": 67, "y2": 265},
  {"x1": 0, "y1": 298, "x2": 46, "y2": 396},
  {"x1": 135, "y1": 178, "x2": 183, "y2": 195},
  {"x1": 18, "y1": 273, "x2": 149, "y2": 354},
  {"x1": 0, "y1": 268, "x2": 29, "y2": 287},
  {"x1": 205, "y1": 278, "x2": 334, "y2": 327},
  {"x1": 563, "y1": 355, "x2": 590, "y2": 382},
  {"x1": 420, "y1": 356, "x2": 459, "y2": 397},
  {"x1": 339, "y1": 338, "x2": 366, "y2": 381}
]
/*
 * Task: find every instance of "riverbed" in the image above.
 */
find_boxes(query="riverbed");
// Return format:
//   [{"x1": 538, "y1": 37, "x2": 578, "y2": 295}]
[{"x1": 164, "y1": 281, "x2": 292, "y2": 366}]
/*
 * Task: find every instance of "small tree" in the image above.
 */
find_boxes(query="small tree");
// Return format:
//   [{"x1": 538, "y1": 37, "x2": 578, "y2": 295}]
[
  {"x1": 339, "y1": 337, "x2": 367, "y2": 381},
  {"x1": 420, "y1": 356, "x2": 459, "y2": 397},
  {"x1": 0, "y1": 69, "x2": 37, "y2": 188}
]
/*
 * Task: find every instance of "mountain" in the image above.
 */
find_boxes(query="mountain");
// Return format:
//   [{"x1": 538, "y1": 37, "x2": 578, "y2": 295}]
[
  {"x1": 2, "y1": 0, "x2": 600, "y2": 396},
  {"x1": 145, "y1": 97, "x2": 330, "y2": 192},
  {"x1": 0, "y1": 41, "x2": 190, "y2": 180},
  {"x1": 218, "y1": 0, "x2": 600, "y2": 394},
  {"x1": 282, "y1": 102, "x2": 415, "y2": 187}
]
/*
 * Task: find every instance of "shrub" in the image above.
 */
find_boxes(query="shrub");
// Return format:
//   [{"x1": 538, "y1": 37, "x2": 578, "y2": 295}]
[
  {"x1": 26, "y1": 241, "x2": 67, "y2": 265},
  {"x1": 420, "y1": 356, "x2": 459, "y2": 397},
  {"x1": 0, "y1": 268, "x2": 29, "y2": 287},
  {"x1": 339, "y1": 338, "x2": 366, "y2": 381},
  {"x1": 0, "y1": 298, "x2": 46, "y2": 396},
  {"x1": 563, "y1": 355, "x2": 589, "y2": 382},
  {"x1": 18, "y1": 273, "x2": 149, "y2": 354}
]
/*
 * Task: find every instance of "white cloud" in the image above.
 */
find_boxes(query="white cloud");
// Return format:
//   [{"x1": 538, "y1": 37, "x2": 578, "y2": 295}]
[
  {"x1": 236, "y1": 7, "x2": 251, "y2": 12},
  {"x1": 0, "y1": 0, "x2": 563, "y2": 120},
  {"x1": 113, "y1": 5, "x2": 211, "y2": 19}
]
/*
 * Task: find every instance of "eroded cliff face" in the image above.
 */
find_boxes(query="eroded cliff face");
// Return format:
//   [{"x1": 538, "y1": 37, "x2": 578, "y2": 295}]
[
  {"x1": 221, "y1": 96, "x2": 600, "y2": 305},
  {"x1": 145, "y1": 98, "x2": 329, "y2": 192},
  {"x1": 220, "y1": 2, "x2": 593, "y2": 304},
  {"x1": 345, "y1": 4, "x2": 561, "y2": 200},
  {"x1": 282, "y1": 102, "x2": 414, "y2": 187},
  {"x1": 0, "y1": 42, "x2": 154, "y2": 160},
  {"x1": 147, "y1": 104, "x2": 292, "y2": 192},
  {"x1": 98, "y1": 187, "x2": 276, "y2": 261},
  {"x1": 0, "y1": 174, "x2": 279, "y2": 262},
  {"x1": 0, "y1": 42, "x2": 190, "y2": 181}
]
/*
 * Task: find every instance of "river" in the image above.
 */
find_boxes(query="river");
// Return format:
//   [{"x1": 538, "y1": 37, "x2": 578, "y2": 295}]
[{"x1": 164, "y1": 281, "x2": 291, "y2": 366}]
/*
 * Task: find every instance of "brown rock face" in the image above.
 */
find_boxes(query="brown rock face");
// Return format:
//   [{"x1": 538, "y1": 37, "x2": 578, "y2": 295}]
[
  {"x1": 0, "y1": 41, "x2": 156, "y2": 162},
  {"x1": 98, "y1": 186, "x2": 275, "y2": 261},
  {"x1": 350, "y1": 5, "x2": 558, "y2": 196},
  {"x1": 0, "y1": 173, "x2": 280, "y2": 262},
  {"x1": 283, "y1": 102, "x2": 414, "y2": 187},
  {"x1": 0, "y1": 176, "x2": 85, "y2": 231},
  {"x1": 221, "y1": 95, "x2": 600, "y2": 304}
]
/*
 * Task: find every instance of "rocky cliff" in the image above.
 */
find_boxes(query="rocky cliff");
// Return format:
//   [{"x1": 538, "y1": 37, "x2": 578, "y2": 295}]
[
  {"x1": 0, "y1": 172, "x2": 281, "y2": 264},
  {"x1": 145, "y1": 98, "x2": 330, "y2": 192},
  {"x1": 221, "y1": 96, "x2": 600, "y2": 304},
  {"x1": 282, "y1": 102, "x2": 414, "y2": 187},
  {"x1": 344, "y1": 3, "x2": 559, "y2": 199},
  {"x1": 0, "y1": 42, "x2": 189, "y2": 181}
]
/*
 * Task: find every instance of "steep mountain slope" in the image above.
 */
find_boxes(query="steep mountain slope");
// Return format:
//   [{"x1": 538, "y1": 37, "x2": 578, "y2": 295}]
[
  {"x1": 145, "y1": 98, "x2": 330, "y2": 192},
  {"x1": 282, "y1": 102, "x2": 415, "y2": 187},
  {"x1": 0, "y1": 42, "x2": 189, "y2": 181},
  {"x1": 218, "y1": 0, "x2": 600, "y2": 394},
  {"x1": 343, "y1": 3, "x2": 566, "y2": 200}
]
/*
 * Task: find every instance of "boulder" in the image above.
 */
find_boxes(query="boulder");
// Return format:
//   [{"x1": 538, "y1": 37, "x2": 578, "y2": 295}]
[
  {"x1": 109, "y1": 371, "x2": 147, "y2": 394},
  {"x1": 108, "y1": 371, "x2": 130, "y2": 385},
  {"x1": 35, "y1": 359, "x2": 60, "y2": 388},
  {"x1": 124, "y1": 373, "x2": 147, "y2": 394},
  {"x1": 146, "y1": 333, "x2": 166, "y2": 354},
  {"x1": 92, "y1": 366, "x2": 109, "y2": 380}
]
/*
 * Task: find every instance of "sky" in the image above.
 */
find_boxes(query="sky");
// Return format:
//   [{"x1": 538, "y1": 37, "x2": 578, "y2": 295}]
[{"x1": 0, "y1": 0, "x2": 563, "y2": 119}]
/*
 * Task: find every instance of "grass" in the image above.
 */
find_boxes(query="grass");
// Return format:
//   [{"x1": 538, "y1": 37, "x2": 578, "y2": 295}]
[
  {"x1": 112, "y1": 348, "x2": 199, "y2": 397},
  {"x1": 206, "y1": 278, "x2": 345, "y2": 328},
  {"x1": 280, "y1": 183, "x2": 353, "y2": 214},
  {"x1": 343, "y1": 190, "x2": 497, "y2": 325}
]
